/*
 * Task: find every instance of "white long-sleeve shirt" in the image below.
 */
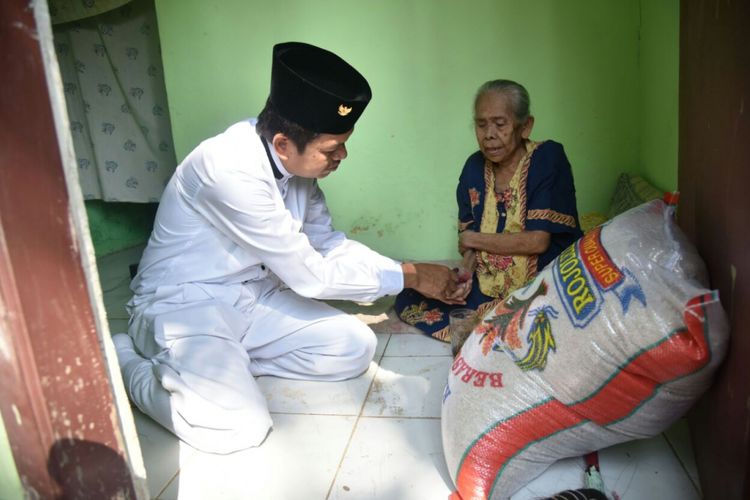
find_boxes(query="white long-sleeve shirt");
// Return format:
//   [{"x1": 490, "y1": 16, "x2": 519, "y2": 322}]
[{"x1": 130, "y1": 119, "x2": 404, "y2": 307}]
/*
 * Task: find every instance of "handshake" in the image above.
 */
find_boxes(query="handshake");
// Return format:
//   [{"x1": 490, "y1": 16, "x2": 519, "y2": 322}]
[{"x1": 401, "y1": 259, "x2": 474, "y2": 305}]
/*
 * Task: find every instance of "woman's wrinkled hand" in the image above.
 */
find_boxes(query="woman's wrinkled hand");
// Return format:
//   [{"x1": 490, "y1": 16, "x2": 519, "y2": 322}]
[
  {"x1": 446, "y1": 260, "x2": 473, "y2": 301},
  {"x1": 458, "y1": 230, "x2": 477, "y2": 255},
  {"x1": 460, "y1": 249, "x2": 477, "y2": 274},
  {"x1": 446, "y1": 275, "x2": 472, "y2": 301}
]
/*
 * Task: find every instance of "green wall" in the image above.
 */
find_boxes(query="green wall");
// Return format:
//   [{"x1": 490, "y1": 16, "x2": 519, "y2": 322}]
[
  {"x1": 82, "y1": 0, "x2": 678, "y2": 261},
  {"x1": 639, "y1": 0, "x2": 680, "y2": 192},
  {"x1": 155, "y1": 0, "x2": 654, "y2": 261},
  {"x1": 0, "y1": 414, "x2": 23, "y2": 500}
]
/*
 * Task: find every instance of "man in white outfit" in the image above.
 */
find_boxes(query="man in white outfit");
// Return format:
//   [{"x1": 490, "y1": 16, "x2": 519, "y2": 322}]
[{"x1": 113, "y1": 41, "x2": 461, "y2": 454}]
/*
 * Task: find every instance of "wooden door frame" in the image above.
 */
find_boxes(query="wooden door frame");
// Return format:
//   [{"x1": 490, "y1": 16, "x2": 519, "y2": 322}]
[
  {"x1": 0, "y1": 1, "x2": 147, "y2": 497},
  {"x1": 680, "y1": 0, "x2": 750, "y2": 498}
]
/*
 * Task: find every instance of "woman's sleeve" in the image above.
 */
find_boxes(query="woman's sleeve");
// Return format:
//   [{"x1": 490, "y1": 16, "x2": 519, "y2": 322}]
[
  {"x1": 456, "y1": 154, "x2": 481, "y2": 233},
  {"x1": 524, "y1": 142, "x2": 581, "y2": 235}
]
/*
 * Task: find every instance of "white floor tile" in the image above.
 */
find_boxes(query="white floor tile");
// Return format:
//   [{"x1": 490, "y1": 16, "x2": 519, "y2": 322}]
[
  {"x1": 175, "y1": 414, "x2": 356, "y2": 500},
  {"x1": 511, "y1": 434, "x2": 700, "y2": 499},
  {"x1": 324, "y1": 297, "x2": 423, "y2": 335},
  {"x1": 98, "y1": 248, "x2": 138, "y2": 333},
  {"x1": 156, "y1": 477, "x2": 179, "y2": 500},
  {"x1": 325, "y1": 297, "x2": 408, "y2": 334},
  {"x1": 102, "y1": 282, "x2": 133, "y2": 320},
  {"x1": 131, "y1": 408, "x2": 180, "y2": 499},
  {"x1": 664, "y1": 418, "x2": 701, "y2": 492},
  {"x1": 382, "y1": 332, "x2": 451, "y2": 357},
  {"x1": 256, "y1": 361, "x2": 379, "y2": 415},
  {"x1": 522, "y1": 437, "x2": 695, "y2": 500},
  {"x1": 363, "y1": 356, "x2": 452, "y2": 418},
  {"x1": 598, "y1": 435, "x2": 701, "y2": 499},
  {"x1": 511, "y1": 456, "x2": 588, "y2": 499},
  {"x1": 374, "y1": 333, "x2": 390, "y2": 360},
  {"x1": 368, "y1": 314, "x2": 424, "y2": 335},
  {"x1": 96, "y1": 245, "x2": 143, "y2": 292},
  {"x1": 329, "y1": 417, "x2": 453, "y2": 500}
]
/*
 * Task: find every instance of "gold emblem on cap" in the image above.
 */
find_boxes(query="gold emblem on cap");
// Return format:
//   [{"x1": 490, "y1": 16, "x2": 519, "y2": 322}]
[{"x1": 338, "y1": 104, "x2": 352, "y2": 117}]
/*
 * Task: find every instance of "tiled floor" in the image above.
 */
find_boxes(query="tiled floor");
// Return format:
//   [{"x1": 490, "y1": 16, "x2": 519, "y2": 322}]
[{"x1": 99, "y1": 246, "x2": 703, "y2": 500}]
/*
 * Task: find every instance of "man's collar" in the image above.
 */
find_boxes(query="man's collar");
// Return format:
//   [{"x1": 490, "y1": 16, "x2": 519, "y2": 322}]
[{"x1": 259, "y1": 135, "x2": 292, "y2": 180}]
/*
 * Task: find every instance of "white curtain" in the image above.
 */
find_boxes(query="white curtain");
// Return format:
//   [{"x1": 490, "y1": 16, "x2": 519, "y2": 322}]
[{"x1": 54, "y1": 0, "x2": 176, "y2": 202}]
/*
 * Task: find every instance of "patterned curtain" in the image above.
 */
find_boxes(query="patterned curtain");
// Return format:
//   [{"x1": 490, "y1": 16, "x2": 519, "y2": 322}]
[
  {"x1": 49, "y1": 0, "x2": 133, "y2": 25},
  {"x1": 53, "y1": 0, "x2": 176, "y2": 202}
]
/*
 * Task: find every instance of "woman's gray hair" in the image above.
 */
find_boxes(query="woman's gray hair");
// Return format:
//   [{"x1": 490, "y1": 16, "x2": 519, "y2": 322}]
[{"x1": 474, "y1": 80, "x2": 531, "y2": 123}]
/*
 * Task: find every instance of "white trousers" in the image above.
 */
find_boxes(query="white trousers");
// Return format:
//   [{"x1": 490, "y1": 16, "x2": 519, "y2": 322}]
[{"x1": 117, "y1": 278, "x2": 376, "y2": 454}]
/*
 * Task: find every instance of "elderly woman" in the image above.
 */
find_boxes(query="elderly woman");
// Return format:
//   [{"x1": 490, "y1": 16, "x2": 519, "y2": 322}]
[{"x1": 395, "y1": 79, "x2": 583, "y2": 342}]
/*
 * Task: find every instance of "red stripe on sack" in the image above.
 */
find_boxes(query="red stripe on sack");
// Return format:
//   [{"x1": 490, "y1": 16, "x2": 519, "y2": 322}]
[{"x1": 453, "y1": 293, "x2": 712, "y2": 499}]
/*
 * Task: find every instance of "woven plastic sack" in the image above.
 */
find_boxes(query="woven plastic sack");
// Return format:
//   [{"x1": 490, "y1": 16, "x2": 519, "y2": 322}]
[{"x1": 442, "y1": 200, "x2": 729, "y2": 500}]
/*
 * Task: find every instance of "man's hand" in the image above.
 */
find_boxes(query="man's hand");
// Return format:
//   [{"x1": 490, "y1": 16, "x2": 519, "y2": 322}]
[
  {"x1": 442, "y1": 249, "x2": 476, "y2": 302},
  {"x1": 402, "y1": 263, "x2": 464, "y2": 305}
]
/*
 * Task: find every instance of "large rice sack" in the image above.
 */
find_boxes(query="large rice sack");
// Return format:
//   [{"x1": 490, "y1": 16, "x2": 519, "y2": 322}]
[{"x1": 442, "y1": 200, "x2": 729, "y2": 500}]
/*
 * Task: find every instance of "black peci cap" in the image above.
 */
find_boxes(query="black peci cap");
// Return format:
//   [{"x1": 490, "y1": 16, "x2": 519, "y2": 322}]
[{"x1": 270, "y1": 42, "x2": 372, "y2": 134}]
